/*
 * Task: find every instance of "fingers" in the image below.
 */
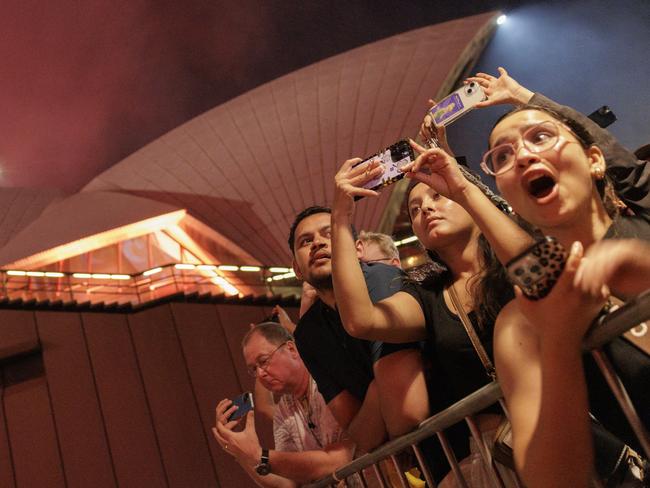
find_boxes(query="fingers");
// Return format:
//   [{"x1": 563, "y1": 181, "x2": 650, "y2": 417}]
[
  {"x1": 408, "y1": 138, "x2": 428, "y2": 155},
  {"x1": 564, "y1": 242, "x2": 608, "y2": 301},
  {"x1": 216, "y1": 399, "x2": 233, "y2": 417},
  {"x1": 403, "y1": 145, "x2": 449, "y2": 174},
  {"x1": 497, "y1": 66, "x2": 508, "y2": 77},
  {"x1": 405, "y1": 171, "x2": 431, "y2": 187},
  {"x1": 243, "y1": 410, "x2": 256, "y2": 431}
]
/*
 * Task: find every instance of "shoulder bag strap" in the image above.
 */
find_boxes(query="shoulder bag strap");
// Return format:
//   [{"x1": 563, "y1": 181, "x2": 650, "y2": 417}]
[{"x1": 447, "y1": 284, "x2": 497, "y2": 380}]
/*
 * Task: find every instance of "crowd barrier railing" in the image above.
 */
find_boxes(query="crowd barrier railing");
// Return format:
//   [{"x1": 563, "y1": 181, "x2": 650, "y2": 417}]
[{"x1": 306, "y1": 289, "x2": 650, "y2": 488}]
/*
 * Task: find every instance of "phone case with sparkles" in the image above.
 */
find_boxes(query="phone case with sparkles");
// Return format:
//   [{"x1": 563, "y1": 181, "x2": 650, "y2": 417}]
[
  {"x1": 354, "y1": 139, "x2": 415, "y2": 197},
  {"x1": 429, "y1": 82, "x2": 486, "y2": 127},
  {"x1": 506, "y1": 237, "x2": 567, "y2": 300}
]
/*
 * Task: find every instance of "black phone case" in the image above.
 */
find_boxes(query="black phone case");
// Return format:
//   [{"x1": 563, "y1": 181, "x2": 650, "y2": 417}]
[
  {"x1": 505, "y1": 236, "x2": 567, "y2": 300},
  {"x1": 228, "y1": 392, "x2": 254, "y2": 421}
]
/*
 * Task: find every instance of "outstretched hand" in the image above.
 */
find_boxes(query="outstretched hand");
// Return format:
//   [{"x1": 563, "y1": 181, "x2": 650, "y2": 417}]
[
  {"x1": 402, "y1": 139, "x2": 470, "y2": 202},
  {"x1": 466, "y1": 67, "x2": 534, "y2": 108},
  {"x1": 574, "y1": 238, "x2": 650, "y2": 298}
]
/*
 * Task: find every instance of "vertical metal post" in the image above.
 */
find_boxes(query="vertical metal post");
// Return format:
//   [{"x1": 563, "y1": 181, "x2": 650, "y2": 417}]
[
  {"x1": 591, "y1": 348, "x2": 650, "y2": 459},
  {"x1": 372, "y1": 463, "x2": 388, "y2": 488},
  {"x1": 465, "y1": 416, "x2": 505, "y2": 488},
  {"x1": 389, "y1": 454, "x2": 409, "y2": 488},
  {"x1": 436, "y1": 431, "x2": 469, "y2": 488},
  {"x1": 411, "y1": 444, "x2": 437, "y2": 488}
]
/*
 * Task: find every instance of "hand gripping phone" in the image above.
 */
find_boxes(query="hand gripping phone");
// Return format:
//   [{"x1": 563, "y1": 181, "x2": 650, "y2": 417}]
[
  {"x1": 227, "y1": 391, "x2": 255, "y2": 421},
  {"x1": 429, "y1": 82, "x2": 487, "y2": 127},
  {"x1": 505, "y1": 236, "x2": 567, "y2": 300},
  {"x1": 355, "y1": 139, "x2": 416, "y2": 195}
]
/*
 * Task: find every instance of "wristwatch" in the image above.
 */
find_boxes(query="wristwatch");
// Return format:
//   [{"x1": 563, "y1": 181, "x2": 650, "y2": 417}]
[{"x1": 255, "y1": 448, "x2": 271, "y2": 476}]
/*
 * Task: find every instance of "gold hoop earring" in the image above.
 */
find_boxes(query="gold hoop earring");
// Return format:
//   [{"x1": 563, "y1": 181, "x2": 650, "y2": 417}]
[{"x1": 591, "y1": 165, "x2": 605, "y2": 181}]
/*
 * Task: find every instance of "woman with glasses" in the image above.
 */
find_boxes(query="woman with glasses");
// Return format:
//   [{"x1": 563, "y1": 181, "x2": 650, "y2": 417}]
[
  {"x1": 405, "y1": 72, "x2": 650, "y2": 486},
  {"x1": 468, "y1": 67, "x2": 650, "y2": 223}
]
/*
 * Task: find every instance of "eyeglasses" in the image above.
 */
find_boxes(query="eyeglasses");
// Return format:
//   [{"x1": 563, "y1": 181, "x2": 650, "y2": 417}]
[
  {"x1": 247, "y1": 342, "x2": 288, "y2": 378},
  {"x1": 481, "y1": 121, "x2": 578, "y2": 176}
]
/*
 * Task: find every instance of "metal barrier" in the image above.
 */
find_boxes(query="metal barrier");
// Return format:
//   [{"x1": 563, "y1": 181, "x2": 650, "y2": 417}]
[{"x1": 306, "y1": 290, "x2": 650, "y2": 488}]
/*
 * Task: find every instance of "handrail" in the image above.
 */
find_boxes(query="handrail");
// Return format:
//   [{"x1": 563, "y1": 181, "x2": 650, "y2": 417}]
[
  {"x1": 584, "y1": 288, "x2": 650, "y2": 349},
  {"x1": 305, "y1": 382, "x2": 503, "y2": 488},
  {"x1": 306, "y1": 290, "x2": 650, "y2": 487}
]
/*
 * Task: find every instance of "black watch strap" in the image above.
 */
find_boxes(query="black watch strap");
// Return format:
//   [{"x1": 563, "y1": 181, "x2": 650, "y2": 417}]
[{"x1": 255, "y1": 448, "x2": 271, "y2": 476}]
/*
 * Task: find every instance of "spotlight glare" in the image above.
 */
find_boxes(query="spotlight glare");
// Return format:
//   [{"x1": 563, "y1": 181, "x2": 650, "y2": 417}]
[{"x1": 497, "y1": 14, "x2": 507, "y2": 25}]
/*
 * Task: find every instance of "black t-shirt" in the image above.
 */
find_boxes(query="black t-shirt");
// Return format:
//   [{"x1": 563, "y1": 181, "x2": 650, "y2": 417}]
[
  {"x1": 294, "y1": 262, "x2": 403, "y2": 404},
  {"x1": 400, "y1": 281, "x2": 500, "y2": 410}
]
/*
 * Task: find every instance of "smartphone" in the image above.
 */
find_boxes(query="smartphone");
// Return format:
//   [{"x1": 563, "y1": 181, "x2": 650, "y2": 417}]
[
  {"x1": 587, "y1": 105, "x2": 617, "y2": 128},
  {"x1": 227, "y1": 391, "x2": 255, "y2": 421},
  {"x1": 354, "y1": 139, "x2": 416, "y2": 196},
  {"x1": 429, "y1": 82, "x2": 487, "y2": 127},
  {"x1": 505, "y1": 236, "x2": 567, "y2": 300}
]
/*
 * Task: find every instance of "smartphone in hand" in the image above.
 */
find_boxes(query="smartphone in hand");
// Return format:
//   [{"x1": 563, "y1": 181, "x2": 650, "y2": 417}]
[
  {"x1": 429, "y1": 82, "x2": 486, "y2": 127},
  {"x1": 353, "y1": 139, "x2": 415, "y2": 197},
  {"x1": 227, "y1": 392, "x2": 255, "y2": 422},
  {"x1": 505, "y1": 236, "x2": 567, "y2": 300}
]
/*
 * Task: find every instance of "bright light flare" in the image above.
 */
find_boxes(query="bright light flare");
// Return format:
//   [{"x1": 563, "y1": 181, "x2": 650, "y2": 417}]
[{"x1": 497, "y1": 14, "x2": 507, "y2": 25}]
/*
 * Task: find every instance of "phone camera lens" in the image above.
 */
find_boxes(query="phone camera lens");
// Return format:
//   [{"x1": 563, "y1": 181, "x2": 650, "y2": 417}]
[{"x1": 464, "y1": 82, "x2": 476, "y2": 96}]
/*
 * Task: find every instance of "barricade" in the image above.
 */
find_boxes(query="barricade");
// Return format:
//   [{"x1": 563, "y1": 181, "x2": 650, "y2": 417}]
[{"x1": 306, "y1": 289, "x2": 650, "y2": 488}]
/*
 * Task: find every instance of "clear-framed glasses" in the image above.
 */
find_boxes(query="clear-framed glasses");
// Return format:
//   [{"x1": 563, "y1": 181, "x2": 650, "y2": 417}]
[
  {"x1": 480, "y1": 121, "x2": 575, "y2": 176},
  {"x1": 247, "y1": 341, "x2": 288, "y2": 377}
]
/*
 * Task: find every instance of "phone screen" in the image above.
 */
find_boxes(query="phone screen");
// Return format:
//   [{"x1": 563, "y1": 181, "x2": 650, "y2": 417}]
[{"x1": 228, "y1": 392, "x2": 254, "y2": 421}]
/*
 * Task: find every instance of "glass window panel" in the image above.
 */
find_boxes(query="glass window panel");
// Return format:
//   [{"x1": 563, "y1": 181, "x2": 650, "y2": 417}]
[
  {"x1": 121, "y1": 235, "x2": 149, "y2": 273},
  {"x1": 150, "y1": 230, "x2": 181, "y2": 266},
  {"x1": 90, "y1": 244, "x2": 118, "y2": 273}
]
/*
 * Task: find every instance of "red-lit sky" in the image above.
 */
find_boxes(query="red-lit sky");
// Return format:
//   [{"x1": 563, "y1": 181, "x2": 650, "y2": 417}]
[{"x1": 0, "y1": 0, "x2": 530, "y2": 192}]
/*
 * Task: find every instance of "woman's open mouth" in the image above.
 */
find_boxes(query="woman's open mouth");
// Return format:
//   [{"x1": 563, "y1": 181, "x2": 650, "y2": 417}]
[{"x1": 523, "y1": 170, "x2": 558, "y2": 204}]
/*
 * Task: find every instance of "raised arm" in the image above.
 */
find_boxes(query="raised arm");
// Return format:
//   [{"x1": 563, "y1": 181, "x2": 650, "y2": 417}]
[
  {"x1": 330, "y1": 158, "x2": 426, "y2": 342},
  {"x1": 494, "y1": 242, "x2": 607, "y2": 487}
]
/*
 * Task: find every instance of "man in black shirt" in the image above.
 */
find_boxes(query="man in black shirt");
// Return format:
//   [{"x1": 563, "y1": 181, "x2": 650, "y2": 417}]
[{"x1": 288, "y1": 206, "x2": 427, "y2": 450}]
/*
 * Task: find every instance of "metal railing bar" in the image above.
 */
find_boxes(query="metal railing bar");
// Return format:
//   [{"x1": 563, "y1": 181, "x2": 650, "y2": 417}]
[
  {"x1": 307, "y1": 293, "x2": 650, "y2": 488},
  {"x1": 584, "y1": 289, "x2": 650, "y2": 349},
  {"x1": 591, "y1": 349, "x2": 650, "y2": 459},
  {"x1": 372, "y1": 464, "x2": 388, "y2": 488},
  {"x1": 437, "y1": 430, "x2": 469, "y2": 488},
  {"x1": 389, "y1": 454, "x2": 409, "y2": 488},
  {"x1": 411, "y1": 444, "x2": 437, "y2": 488},
  {"x1": 465, "y1": 415, "x2": 504, "y2": 488},
  {"x1": 305, "y1": 383, "x2": 501, "y2": 488}
]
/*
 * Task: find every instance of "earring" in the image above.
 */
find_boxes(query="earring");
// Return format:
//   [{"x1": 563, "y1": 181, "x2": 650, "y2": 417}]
[{"x1": 591, "y1": 165, "x2": 605, "y2": 181}]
